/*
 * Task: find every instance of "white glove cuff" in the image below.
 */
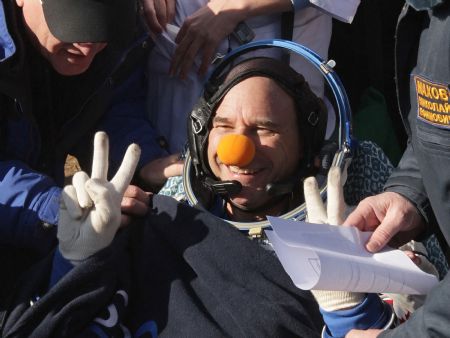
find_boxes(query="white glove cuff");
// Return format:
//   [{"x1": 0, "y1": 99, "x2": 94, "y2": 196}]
[{"x1": 311, "y1": 290, "x2": 366, "y2": 312}]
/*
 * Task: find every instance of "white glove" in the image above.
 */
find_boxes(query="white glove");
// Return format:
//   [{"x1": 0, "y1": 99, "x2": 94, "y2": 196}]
[
  {"x1": 58, "y1": 131, "x2": 141, "y2": 263},
  {"x1": 304, "y1": 166, "x2": 365, "y2": 311},
  {"x1": 383, "y1": 241, "x2": 439, "y2": 320}
]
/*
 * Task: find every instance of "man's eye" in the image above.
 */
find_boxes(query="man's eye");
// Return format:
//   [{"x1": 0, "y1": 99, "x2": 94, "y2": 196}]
[
  {"x1": 257, "y1": 128, "x2": 276, "y2": 135},
  {"x1": 214, "y1": 124, "x2": 232, "y2": 129}
]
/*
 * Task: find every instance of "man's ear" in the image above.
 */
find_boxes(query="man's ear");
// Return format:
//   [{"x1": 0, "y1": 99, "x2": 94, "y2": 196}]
[{"x1": 15, "y1": 0, "x2": 24, "y2": 8}]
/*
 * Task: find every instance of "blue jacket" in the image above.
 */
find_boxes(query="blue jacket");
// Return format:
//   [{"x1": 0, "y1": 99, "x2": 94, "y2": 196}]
[{"x1": 0, "y1": 1, "x2": 167, "y2": 254}]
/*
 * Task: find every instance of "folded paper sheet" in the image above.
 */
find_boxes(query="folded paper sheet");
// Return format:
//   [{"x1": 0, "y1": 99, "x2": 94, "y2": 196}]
[{"x1": 265, "y1": 216, "x2": 438, "y2": 295}]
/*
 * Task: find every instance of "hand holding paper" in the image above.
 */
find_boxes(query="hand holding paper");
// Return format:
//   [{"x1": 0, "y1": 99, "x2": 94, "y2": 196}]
[{"x1": 265, "y1": 167, "x2": 438, "y2": 299}]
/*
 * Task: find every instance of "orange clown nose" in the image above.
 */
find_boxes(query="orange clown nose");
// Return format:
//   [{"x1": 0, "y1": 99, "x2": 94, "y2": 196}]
[{"x1": 217, "y1": 134, "x2": 255, "y2": 167}]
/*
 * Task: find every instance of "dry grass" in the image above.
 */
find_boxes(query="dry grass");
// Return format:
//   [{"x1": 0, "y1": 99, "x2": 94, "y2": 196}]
[{"x1": 64, "y1": 155, "x2": 81, "y2": 178}]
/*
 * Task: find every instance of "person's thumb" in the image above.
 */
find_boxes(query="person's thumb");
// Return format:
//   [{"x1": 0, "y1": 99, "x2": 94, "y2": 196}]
[
  {"x1": 343, "y1": 200, "x2": 377, "y2": 231},
  {"x1": 343, "y1": 209, "x2": 366, "y2": 230},
  {"x1": 365, "y1": 212, "x2": 400, "y2": 252}
]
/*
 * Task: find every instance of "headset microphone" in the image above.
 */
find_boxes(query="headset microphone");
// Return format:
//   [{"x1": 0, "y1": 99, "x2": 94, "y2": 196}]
[
  {"x1": 265, "y1": 180, "x2": 297, "y2": 197},
  {"x1": 203, "y1": 177, "x2": 242, "y2": 196}
]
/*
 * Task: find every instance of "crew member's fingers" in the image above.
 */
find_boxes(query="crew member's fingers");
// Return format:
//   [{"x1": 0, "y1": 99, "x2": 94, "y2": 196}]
[
  {"x1": 179, "y1": 39, "x2": 204, "y2": 79},
  {"x1": 121, "y1": 197, "x2": 149, "y2": 216},
  {"x1": 166, "y1": 0, "x2": 176, "y2": 25},
  {"x1": 121, "y1": 185, "x2": 151, "y2": 216},
  {"x1": 175, "y1": 20, "x2": 188, "y2": 44},
  {"x1": 171, "y1": 36, "x2": 203, "y2": 78},
  {"x1": 120, "y1": 189, "x2": 153, "y2": 225},
  {"x1": 327, "y1": 167, "x2": 345, "y2": 225},
  {"x1": 111, "y1": 143, "x2": 141, "y2": 195},
  {"x1": 153, "y1": 0, "x2": 175, "y2": 28},
  {"x1": 72, "y1": 171, "x2": 92, "y2": 208},
  {"x1": 142, "y1": 0, "x2": 163, "y2": 33},
  {"x1": 154, "y1": 0, "x2": 168, "y2": 29},
  {"x1": 198, "y1": 44, "x2": 216, "y2": 76},
  {"x1": 403, "y1": 250, "x2": 422, "y2": 266},
  {"x1": 343, "y1": 199, "x2": 382, "y2": 232},
  {"x1": 91, "y1": 131, "x2": 109, "y2": 180},
  {"x1": 123, "y1": 185, "x2": 151, "y2": 205},
  {"x1": 170, "y1": 28, "x2": 191, "y2": 75},
  {"x1": 304, "y1": 176, "x2": 327, "y2": 224},
  {"x1": 364, "y1": 212, "x2": 402, "y2": 252}
]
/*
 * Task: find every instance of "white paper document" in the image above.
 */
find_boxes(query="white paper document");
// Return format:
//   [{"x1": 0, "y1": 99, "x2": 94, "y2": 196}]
[{"x1": 265, "y1": 216, "x2": 439, "y2": 295}]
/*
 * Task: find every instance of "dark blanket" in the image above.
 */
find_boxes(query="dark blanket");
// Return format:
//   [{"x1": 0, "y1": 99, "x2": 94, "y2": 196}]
[{"x1": 1, "y1": 195, "x2": 323, "y2": 337}]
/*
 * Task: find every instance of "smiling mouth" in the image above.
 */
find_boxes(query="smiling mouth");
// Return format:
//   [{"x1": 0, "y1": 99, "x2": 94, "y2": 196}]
[
  {"x1": 63, "y1": 48, "x2": 91, "y2": 60},
  {"x1": 228, "y1": 165, "x2": 261, "y2": 175},
  {"x1": 64, "y1": 55, "x2": 88, "y2": 65}
]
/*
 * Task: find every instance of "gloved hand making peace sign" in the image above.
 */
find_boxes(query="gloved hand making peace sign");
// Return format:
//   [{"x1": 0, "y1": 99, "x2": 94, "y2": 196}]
[
  {"x1": 303, "y1": 166, "x2": 440, "y2": 338},
  {"x1": 58, "y1": 131, "x2": 141, "y2": 263}
]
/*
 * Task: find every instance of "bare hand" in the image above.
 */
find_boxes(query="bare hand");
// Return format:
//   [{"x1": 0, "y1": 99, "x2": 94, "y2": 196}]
[
  {"x1": 139, "y1": 153, "x2": 184, "y2": 191},
  {"x1": 142, "y1": 0, "x2": 176, "y2": 34},
  {"x1": 120, "y1": 185, "x2": 152, "y2": 226},
  {"x1": 170, "y1": 0, "x2": 244, "y2": 78},
  {"x1": 344, "y1": 192, "x2": 425, "y2": 252}
]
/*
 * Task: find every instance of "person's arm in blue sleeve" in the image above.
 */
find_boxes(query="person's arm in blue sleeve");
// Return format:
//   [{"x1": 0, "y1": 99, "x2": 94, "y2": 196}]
[{"x1": 0, "y1": 160, "x2": 59, "y2": 254}]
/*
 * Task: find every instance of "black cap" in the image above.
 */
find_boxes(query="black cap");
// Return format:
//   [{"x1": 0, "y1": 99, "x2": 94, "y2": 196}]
[{"x1": 42, "y1": 0, "x2": 136, "y2": 43}]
